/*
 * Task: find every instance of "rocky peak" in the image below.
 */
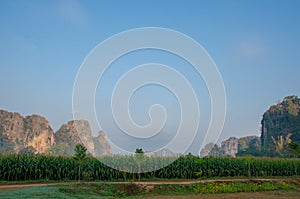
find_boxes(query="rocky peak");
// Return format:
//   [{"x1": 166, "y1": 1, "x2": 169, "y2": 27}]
[
  {"x1": 94, "y1": 131, "x2": 112, "y2": 156},
  {"x1": 54, "y1": 120, "x2": 94, "y2": 155},
  {"x1": 0, "y1": 109, "x2": 115, "y2": 156},
  {"x1": 0, "y1": 110, "x2": 54, "y2": 153},
  {"x1": 200, "y1": 136, "x2": 261, "y2": 157},
  {"x1": 200, "y1": 142, "x2": 224, "y2": 157},
  {"x1": 261, "y1": 96, "x2": 300, "y2": 149},
  {"x1": 23, "y1": 114, "x2": 55, "y2": 153},
  {"x1": 238, "y1": 136, "x2": 261, "y2": 152},
  {"x1": 54, "y1": 120, "x2": 111, "y2": 156},
  {"x1": 221, "y1": 137, "x2": 239, "y2": 157}
]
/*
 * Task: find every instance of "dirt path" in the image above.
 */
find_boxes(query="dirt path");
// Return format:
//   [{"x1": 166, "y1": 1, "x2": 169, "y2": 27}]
[
  {"x1": 133, "y1": 178, "x2": 293, "y2": 185},
  {"x1": 0, "y1": 183, "x2": 59, "y2": 189},
  {"x1": 0, "y1": 177, "x2": 298, "y2": 189}
]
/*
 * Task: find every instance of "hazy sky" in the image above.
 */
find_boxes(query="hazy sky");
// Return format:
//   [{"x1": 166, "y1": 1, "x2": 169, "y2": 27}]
[{"x1": 1, "y1": 0, "x2": 300, "y2": 154}]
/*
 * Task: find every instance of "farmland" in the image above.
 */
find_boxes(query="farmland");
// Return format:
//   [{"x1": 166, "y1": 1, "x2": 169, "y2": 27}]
[
  {"x1": 0, "y1": 155, "x2": 300, "y2": 181},
  {"x1": 1, "y1": 154, "x2": 300, "y2": 198}
]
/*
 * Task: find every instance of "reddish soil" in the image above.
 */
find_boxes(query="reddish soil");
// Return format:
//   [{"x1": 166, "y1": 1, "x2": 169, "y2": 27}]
[{"x1": 0, "y1": 177, "x2": 298, "y2": 189}]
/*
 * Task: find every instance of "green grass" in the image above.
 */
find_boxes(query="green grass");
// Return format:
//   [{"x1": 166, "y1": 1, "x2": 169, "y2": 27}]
[
  {"x1": 0, "y1": 186, "x2": 66, "y2": 199},
  {"x1": 0, "y1": 179, "x2": 71, "y2": 185},
  {"x1": 189, "y1": 180, "x2": 296, "y2": 194},
  {"x1": 0, "y1": 180, "x2": 297, "y2": 199}
]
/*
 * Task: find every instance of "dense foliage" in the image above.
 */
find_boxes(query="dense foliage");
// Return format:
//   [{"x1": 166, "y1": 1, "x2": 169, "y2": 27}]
[{"x1": 0, "y1": 155, "x2": 300, "y2": 181}]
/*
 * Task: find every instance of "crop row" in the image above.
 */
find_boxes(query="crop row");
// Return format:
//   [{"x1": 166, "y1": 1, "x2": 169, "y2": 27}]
[{"x1": 0, "y1": 155, "x2": 299, "y2": 181}]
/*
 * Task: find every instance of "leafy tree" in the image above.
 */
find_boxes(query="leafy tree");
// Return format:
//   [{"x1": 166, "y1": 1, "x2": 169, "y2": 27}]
[
  {"x1": 45, "y1": 143, "x2": 69, "y2": 156},
  {"x1": 288, "y1": 142, "x2": 300, "y2": 158},
  {"x1": 18, "y1": 146, "x2": 36, "y2": 156},
  {"x1": 0, "y1": 147, "x2": 14, "y2": 156},
  {"x1": 134, "y1": 148, "x2": 145, "y2": 181},
  {"x1": 236, "y1": 146, "x2": 264, "y2": 157},
  {"x1": 73, "y1": 144, "x2": 87, "y2": 182}
]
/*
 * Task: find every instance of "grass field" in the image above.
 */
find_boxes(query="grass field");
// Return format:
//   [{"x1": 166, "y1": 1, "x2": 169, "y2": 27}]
[{"x1": 0, "y1": 179, "x2": 299, "y2": 198}]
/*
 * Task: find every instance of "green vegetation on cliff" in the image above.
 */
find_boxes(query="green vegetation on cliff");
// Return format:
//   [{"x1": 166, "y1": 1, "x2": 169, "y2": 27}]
[{"x1": 261, "y1": 96, "x2": 300, "y2": 157}]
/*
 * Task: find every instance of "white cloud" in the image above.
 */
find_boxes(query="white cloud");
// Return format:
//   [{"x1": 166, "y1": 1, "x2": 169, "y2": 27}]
[{"x1": 57, "y1": 0, "x2": 88, "y2": 26}]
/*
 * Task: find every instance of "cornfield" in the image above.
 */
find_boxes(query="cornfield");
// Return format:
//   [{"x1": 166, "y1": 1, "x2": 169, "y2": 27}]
[{"x1": 0, "y1": 155, "x2": 299, "y2": 181}]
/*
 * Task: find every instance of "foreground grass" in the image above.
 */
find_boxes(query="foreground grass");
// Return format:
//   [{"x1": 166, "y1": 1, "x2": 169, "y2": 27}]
[
  {"x1": 0, "y1": 180, "x2": 298, "y2": 199},
  {"x1": 145, "y1": 191, "x2": 300, "y2": 199}
]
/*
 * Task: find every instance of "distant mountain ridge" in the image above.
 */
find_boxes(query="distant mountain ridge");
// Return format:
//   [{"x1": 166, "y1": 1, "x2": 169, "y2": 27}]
[
  {"x1": 201, "y1": 95, "x2": 300, "y2": 157},
  {"x1": 0, "y1": 109, "x2": 112, "y2": 156},
  {"x1": 200, "y1": 136, "x2": 260, "y2": 157}
]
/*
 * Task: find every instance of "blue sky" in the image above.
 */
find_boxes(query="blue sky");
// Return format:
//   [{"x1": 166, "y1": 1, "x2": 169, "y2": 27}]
[{"x1": 1, "y1": 0, "x2": 300, "y2": 154}]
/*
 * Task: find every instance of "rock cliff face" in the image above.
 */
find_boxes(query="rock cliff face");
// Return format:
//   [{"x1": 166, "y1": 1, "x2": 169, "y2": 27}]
[
  {"x1": 238, "y1": 136, "x2": 261, "y2": 152},
  {"x1": 261, "y1": 96, "x2": 300, "y2": 148},
  {"x1": 200, "y1": 142, "x2": 224, "y2": 157},
  {"x1": 0, "y1": 110, "x2": 24, "y2": 152},
  {"x1": 221, "y1": 137, "x2": 239, "y2": 157},
  {"x1": 23, "y1": 114, "x2": 55, "y2": 153},
  {"x1": 94, "y1": 131, "x2": 112, "y2": 156},
  {"x1": 0, "y1": 110, "x2": 112, "y2": 156},
  {"x1": 200, "y1": 136, "x2": 261, "y2": 157},
  {"x1": 0, "y1": 110, "x2": 54, "y2": 153},
  {"x1": 54, "y1": 120, "x2": 88, "y2": 155},
  {"x1": 54, "y1": 121, "x2": 112, "y2": 156}
]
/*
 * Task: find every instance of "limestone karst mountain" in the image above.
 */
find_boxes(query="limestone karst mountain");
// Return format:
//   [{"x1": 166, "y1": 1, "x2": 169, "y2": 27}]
[
  {"x1": 55, "y1": 121, "x2": 112, "y2": 156},
  {"x1": 1, "y1": 95, "x2": 300, "y2": 157},
  {"x1": 261, "y1": 96, "x2": 300, "y2": 147},
  {"x1": 93, "y1": 131, "x2": 112, "y2": 156},
  {"x1": 0, "y1": 109, "x2": 112, "y2": 156},
  {"x1": 0, "y1": 110, "x2": 54, "y2": 154},
  {"x1": 55, "y1": 120, "x2": 95, "y2": 155},
  {"x1": 221, "y1": 137, "x2": 239, "y2": 157},
  {"x1": 200, "y1": 96, "x2": 300, "y2": 157},
  {"x1": 200, "y1": 136, "x2": 261, "y2": 157},
  {"x1": 261, "y1": 95, "x2": 300, "y2": 156}
]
